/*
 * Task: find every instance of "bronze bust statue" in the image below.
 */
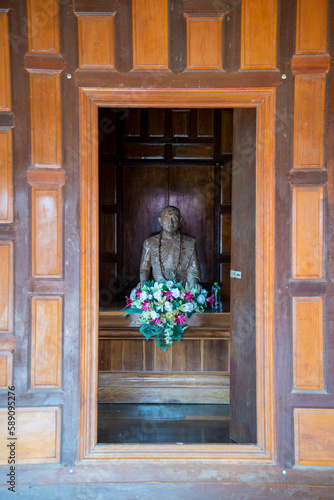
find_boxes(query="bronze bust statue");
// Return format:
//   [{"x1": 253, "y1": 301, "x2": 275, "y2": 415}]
[{"x1": 139, "y1": 206, "x2": 202, "y2": 290}]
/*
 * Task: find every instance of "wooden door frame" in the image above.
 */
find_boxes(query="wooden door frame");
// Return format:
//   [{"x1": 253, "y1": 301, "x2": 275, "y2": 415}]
[{"x1": 78, "y1": 87, "x2": 276, "y2": 463}]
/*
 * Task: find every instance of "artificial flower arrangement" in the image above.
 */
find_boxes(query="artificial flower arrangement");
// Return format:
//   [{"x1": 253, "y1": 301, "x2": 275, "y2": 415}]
[{"x1": 124, "y1": 279, "x2": 214, "y2": 351}]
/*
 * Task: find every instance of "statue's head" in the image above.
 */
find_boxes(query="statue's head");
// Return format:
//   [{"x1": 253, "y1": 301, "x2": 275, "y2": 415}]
[{"x1": 159, "y1": 206, "x2": 182, "y2": 233}]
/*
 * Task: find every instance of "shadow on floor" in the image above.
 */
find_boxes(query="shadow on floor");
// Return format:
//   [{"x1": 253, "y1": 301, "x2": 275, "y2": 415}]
[{"x1": 98, "y1": 403, "x2": 233, "y2": 444}]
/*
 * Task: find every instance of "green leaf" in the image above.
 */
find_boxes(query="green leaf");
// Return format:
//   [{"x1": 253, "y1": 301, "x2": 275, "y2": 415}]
[
  {"x1": 123, "y1": 307, "x2": 141, "y2": 315},
  {"x1": 139, "y1": 324, "x2": 155, "y2": 339}
]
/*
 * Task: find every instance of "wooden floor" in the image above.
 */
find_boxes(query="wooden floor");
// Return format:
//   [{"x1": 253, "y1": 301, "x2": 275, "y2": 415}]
[{"x1": 98, "y1": 404, "x2": 233, "y2": 444}]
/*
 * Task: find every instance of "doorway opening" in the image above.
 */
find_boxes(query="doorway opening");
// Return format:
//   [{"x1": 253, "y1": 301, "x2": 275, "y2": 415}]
[{"x1": 97, "y1": 107, "x2": 256, "y2": 445}]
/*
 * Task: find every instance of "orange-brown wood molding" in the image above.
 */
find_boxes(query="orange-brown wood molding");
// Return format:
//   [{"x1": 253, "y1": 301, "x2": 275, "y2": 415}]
[
  {"x1": 77, "y1": 14, "x2": 115, "y2": 68},
  {"x1": 185, "y1": 15, "x2": 223, "y2": 70},
  {"x1": 0, "y1": 242, "x2": 13, "y2": 333},
  {"x1": 132, "y1": 0, "x2": 168, "y2": 69},
  {"x1": 0, "y1": 407, "x2": 61, "y2": 464},
  {"x1": 293, "y1": 297, "x2": 324, "y2": 391},
  {"x1": 27, "y1": 0, "x2": 59, "y2": 54},
  {"x1": 0, "y1": 351, "x2": 13, "y2": 389},
  {"x1": 31, "y1": 296, "x2": 62, "y2": 389},
  {"x1": 294, "y1": 408, "x2": 334, "y2": 465},
  {"x1": 292, "y1": 186, "x2": 324, "y2": 279},
  {"x1": 0, "y1": 11, "x2": 11, "y2": 111},
  {"x1": 296, "y1": 0, "x2": 328, "y2": 54},
  {"x1": 293, "y1": 74, "x2": 326, "y2": 169},
  {"x1": 241, "y1": 0, "x2": 277, "y2": 69},
  {"x1": 0, "y1": 130, "x2": 13, "y2": 223},
  {"x1": 28, "y1": 72, "x2": 62, "y2": 168},
  {"x1": 31, "y1": 186, "x2": 63, "y2": 278}
]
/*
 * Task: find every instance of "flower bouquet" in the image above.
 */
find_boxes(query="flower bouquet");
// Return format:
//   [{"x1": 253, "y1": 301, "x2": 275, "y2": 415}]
[{"x1": 124, "y1": 280, "x2": 214, "y2": 351}]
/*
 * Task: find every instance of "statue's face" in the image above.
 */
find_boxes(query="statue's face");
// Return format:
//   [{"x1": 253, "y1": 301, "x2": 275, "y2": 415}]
[{"x1": 159, "y1": 208, "x2": 181, "y2": 233}]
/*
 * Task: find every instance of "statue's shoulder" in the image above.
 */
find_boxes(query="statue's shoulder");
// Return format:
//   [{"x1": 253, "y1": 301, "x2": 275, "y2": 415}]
[
  {"x1": 143, "y1": 234, "x2": 160, "y2": 248},
  {"x1": 181, "y1": 234, "x2": 196, "y2": 246}
]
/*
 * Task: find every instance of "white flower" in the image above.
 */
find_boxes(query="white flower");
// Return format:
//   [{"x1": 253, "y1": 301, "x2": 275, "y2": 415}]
[
  {"x1": 201, "y1": 289, "x2": 208, "y2": 296},
  {"x1": 166, "y1": 280, "x2": 174, "y2": 288},
  {"x1": 197, "y1": 294, "x2": 206, "y2": 304},
  {"x1": 164, "y1": 301, "x2": 173, "y2": 311},
  {"x1": 183, "y1": 302, "x2": 194, "y2": 313},
  {"x1": 171, "y1": 288, "x2": 180, "y2": 298},
  {"x1": 153, "y1": 289, "x2": 162, "y2": 301},
  {"x1": 130, "y1": 289, "x2": 137, "y2": 301},
  {"x1": 140, "y1": 290, "x2": 148, "y2": 301},
  {"x1": 150, "y1": 310, "x2": 159, "y2": 320}
]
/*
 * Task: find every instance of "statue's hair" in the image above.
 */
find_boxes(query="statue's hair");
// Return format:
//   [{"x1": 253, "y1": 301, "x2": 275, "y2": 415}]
[{"x1": 160, "y1": 206, "x2": 181, "y2": 218}]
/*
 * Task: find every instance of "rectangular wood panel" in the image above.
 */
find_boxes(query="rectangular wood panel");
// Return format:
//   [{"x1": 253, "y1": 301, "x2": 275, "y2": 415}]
[
  {"x1": 29, "y1": 72, "x2": 62, "y2": 168},
  {"x1": 31, "y1": 296, "x2": 62, "y2": 388},
  {"x1": 294, "y1": 74, "x2": 326, "y2": 169},
  {"x1": 132, "y1": 0, "x2": 168, "y2": 69},
  {"x1": 241, "y1": 0, "x2": 277, "y2": 69},
  {"x1": 185, "y1": 16, "x2": 223, "y2": 70},
  {"x1": 0, "y1": 351, "x2": 12, "y2": 388},
  {"x1": 0, "y1": 11, "x2": 11, "y2": 111},
  {"x1": 31, "y1": 186, "x2": 62, "y2": 278},
  {"x1": 77, "y1": 15, "x2": 115, "y2": 68},
  {"x1": 27, "y1": 0, "x2": 59, "y2": 53},
  {"x1": 296, "y1": 0, "x2": 328, "y2": 54},
  {"x1": 294, "y1": 409, "x2": 334, "y2": 465},
  {"x1": 292, "y1": 187, "x2": 323, "y2": 279},
  {"x1": 0, "y1": 242, "x2": 13, "y2": 333},
  {"x1": 0, "y1": 129, "x2": 13, "y2": 223},
  {"x1": 293, "y1": 297, "x2": 324, "y2": 390},
  {"x1": 0, "y1": 407, "x2": 61, "y2": 464}
]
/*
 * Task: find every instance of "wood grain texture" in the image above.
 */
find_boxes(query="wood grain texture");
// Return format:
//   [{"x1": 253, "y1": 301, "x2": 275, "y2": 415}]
[
  {"x1": 294, "y1": 408, "x2": 334, "y2": 465},
  {"x1": 31, "y1": 186, "x2": 62, "y2": 278},
  {"x1": 0, "y1": 11, "x2": 11, "y2": 111},
  {"x1": 77, "y1": 15, "x2": 115, "y2": 68},
  {"x1": 0, "y1": 242, "x2": 13, "y2": 333},
  {"x1": 296, "y1": 0, "x2": 328, "y2": 54},
  {"x1": 0, "y1": 129, "x2": 13, "y2": 223},
  {"x1": 293, "y1": 74, "x2": 326, "y2": 169},
  {"x1": 132, "y1": 0, "x2": 168, "y2": 69},
  {"x1": 27, "y1": 0, "x2": 59, "y2": 53},
  {"x1": 241, "y1": 0, "x2": 277, "y2": 69},
  {"x1": 0, "y1": 407, "x2": 61, "y2": 464},
  {"x1": 31, "y1": 296, "x2": 62, "y2": 388},
  {"x1": 293, "y1": 297, "x2": 324, "y2": 391},
  {"x1": 185, "y1": 16, "x2": 223, "y2": 70},
  {"x1": 29, "y1": 72, "x2": 62, "y2": 168},
  {"x1": 292, "y1": 187, "x2": 324, "y2": 279},
  {"x1": 0, "y1": 351, "x2": 12, "y2": 388}
]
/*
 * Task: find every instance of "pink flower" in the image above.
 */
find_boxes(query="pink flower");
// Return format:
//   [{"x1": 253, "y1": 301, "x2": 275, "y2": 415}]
[
  {"x1": 184, "y1": 292, "x2": 194, "y2": 302},
  {"x1": 153, "y1": 318, "x2": 161, "y2": 325},
  {"x1": 207, "y1": 295, "x2": 214, "y2": 306},
  {"x1": 142, "y1": 300, "x2": 151, "y2": 312},
  {"x1": 135, "y1": 289, "x2": 141, "y2": 299},
  {"x1": 162, "y1": 290, "x2": 173, "y2": 300},
  {"x1": 125, "y1": 296, "x2": 132, "y2": 306},
  {"x1": 174, "y1": 313, "x2": 187, "y2": 325}
]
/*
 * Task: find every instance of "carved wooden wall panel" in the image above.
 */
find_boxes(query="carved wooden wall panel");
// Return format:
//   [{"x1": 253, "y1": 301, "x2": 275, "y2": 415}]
[
  {"x1": 0, "y1": 351, "x2": 12, "y2": 389},
  {"x1": 0, "y1": 242, "x2": 13, "y2": 333},
  {"x1": 294, "y1": 408, "x2": 334, "y2": 465},
  {"x1": 0, "y1": 407, "x2": 61, "y2": 464},
  {"x1": 132, "y1": 0, "x2": 168, "y2": 69},
  {"x1": 293, "y1": 74, "x2": 326, "y2": 169},
  {"x1": 31, "y1": 186, "x2": 62, "y2": 278},
  {"x1": 292, "y1": 187, "x2": 324, "y2": 279},
  {"x1": 31, "y1": 296, "x2": 62, "y2": 388},
  {"x1": 293, "y1": 297, "x2": 324, "y2": 391},
  {"x1": 27, "y1": 0, "x2": 59, "y2": 53},
  {"x1": 0, "y1": 11, "x2": 11, "y2": 111},
  {"x1": 185, "y1": 16, "x2": 223, "y2": 70},
  {"x1": 296, "y1": 0, "x2": 328, "y2": 54},
  {"x1": 0, "y1": 129, "x2": 13, "y2": 223},
  {"x1": 77, "y1": 14, "x2": 115, "y2": 68},
  {"x1": 241, "y1": 0, "x2": 277, "y2": 69},
  {"x1": 29, "y1": 72, "x2": 62, "y2": 168}
]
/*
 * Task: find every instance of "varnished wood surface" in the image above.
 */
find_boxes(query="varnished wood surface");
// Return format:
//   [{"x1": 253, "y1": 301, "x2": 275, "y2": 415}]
[
  {"x1": 294, "y1": 408, "x2": 334, "y2": 465},
  {"x1": 27, "y1": 0, "x2": 60, "y2": 54},
  {"x1": 0, "y1": 351, "x2": 12, "y2": 388},
  {"x1": 296, "y1": 0, "x2": 328, "y2": 54},
  {"x1": 0, "y1": 11, "x2": 11, "y2": 111},
  {"x1": 185, "y1": 15, "x2": 223, "y2": 70},
  {"x1": 77, "y1": 14, "x2": 115, "y2": 68},
  {"x1": 0, "y1": 241, "x2": 13, "y2": 333},
  {"x1": 0, "y1": 129, "x2": 13, "y2": 223}
]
